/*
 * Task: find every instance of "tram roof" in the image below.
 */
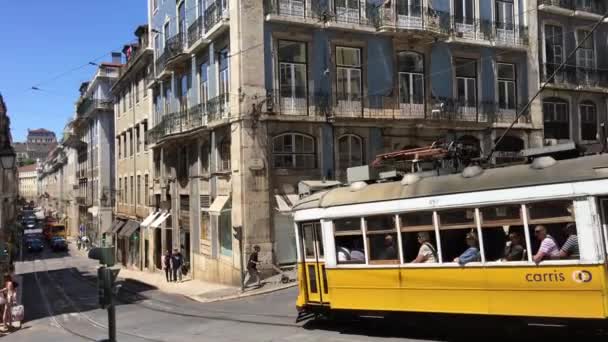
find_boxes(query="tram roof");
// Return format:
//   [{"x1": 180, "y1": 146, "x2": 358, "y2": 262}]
[{"x1": 292, "y1": 154, "x2": 608, "y2": 211}]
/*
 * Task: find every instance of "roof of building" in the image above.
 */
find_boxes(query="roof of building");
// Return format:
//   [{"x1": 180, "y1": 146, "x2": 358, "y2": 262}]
[
  {"x1": 293, "y1": 154, "x2": 608, "y2": 211},
  {"x1": 28, "y1": 128, "x2": 55, "y2": 135},
  {"x1": 18, "y1": 164, "x2": 38, "y2": 173}
]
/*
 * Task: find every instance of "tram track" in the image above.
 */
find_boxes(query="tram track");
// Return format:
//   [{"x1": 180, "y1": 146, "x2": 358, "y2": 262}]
[
  {"x1": 31, "y1": 254, "x2": 164, "y2": 341},
  {"x1": 58, "y1": 253, "x2": 302, "y2": 327}
]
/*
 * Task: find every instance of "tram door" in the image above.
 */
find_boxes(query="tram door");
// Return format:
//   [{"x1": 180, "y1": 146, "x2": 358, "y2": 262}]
[{"x1": 300, "y1": 222, "x2": 329, "y2": 305}]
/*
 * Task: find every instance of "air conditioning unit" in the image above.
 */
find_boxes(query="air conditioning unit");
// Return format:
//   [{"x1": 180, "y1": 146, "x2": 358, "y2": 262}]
[{"x1": 544, "y1": 138, "x2": 558, "y2": 146}]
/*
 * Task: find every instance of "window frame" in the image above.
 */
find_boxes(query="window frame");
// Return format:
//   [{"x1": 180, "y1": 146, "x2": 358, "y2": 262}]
[
  {"x1": 580, "y1": 101, "x2": 598, "y2": 141},
  {"x1": 337, "y1": 134, "x2": 364, "y2": 170},
  {"x1": 543, "y1": 98, "x2": 570, "y2": 140},
  {"x1": 497, "y1": 62, "x2": 516, "y2": 111},
  {"x1": 278, "y1": 40, "x2": 308, "y2": 101},
  {"x1": 335, "y1": 46, "x2": 363, "y2": 104},
  {"x1": 272, "y1": 132, "x2": 316, "y2": 169},
  {"x1": 454, "y1": 58, "x2": 478, "y2": 110}
]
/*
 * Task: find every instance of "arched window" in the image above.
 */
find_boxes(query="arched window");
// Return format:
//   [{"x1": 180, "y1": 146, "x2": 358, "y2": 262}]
[
  {"x1": 580, "y1": 101, "x2": 597, "y2": 141},
  {"x1": 543, "y1": 98, "x2": 569, "y2": 140},
  {"x1": 272, "y1": 133, "x2": 315, "y2": 169},
  {"x1": 338, "y1": 134, "x2": 363, "y2": 169}
]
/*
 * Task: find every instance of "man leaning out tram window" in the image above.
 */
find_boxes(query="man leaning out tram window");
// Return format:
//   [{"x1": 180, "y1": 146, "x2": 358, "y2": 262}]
[
  {"x1": 559, "y1": 223, "x2": 579, "y2": 259},
  {"x1": 411, "y1": 232, "x2": 438, "y2": 263},
  {"x1": 454, "y1": 231, "x2": 481, "y2": 266}
]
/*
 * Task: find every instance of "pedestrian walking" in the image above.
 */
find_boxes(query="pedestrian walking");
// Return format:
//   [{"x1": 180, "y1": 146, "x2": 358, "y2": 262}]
[
  {"x1": 244, "y1": 245, "x2": 261, "y2": 288},
  {"x1": 0, "y1": 276, "x2": 18, "y2": 331},
  {"x1": 163, "y1": 250, "x2": 173, "y2": 282},
  {"x1": 172, "y1": 249, "x2": 183, "y2": 282}
]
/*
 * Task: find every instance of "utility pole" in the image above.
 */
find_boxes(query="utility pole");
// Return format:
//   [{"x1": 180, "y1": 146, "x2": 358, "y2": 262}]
[{"x1": 89, "y1": 247, "x2": 120, "y2": 342}]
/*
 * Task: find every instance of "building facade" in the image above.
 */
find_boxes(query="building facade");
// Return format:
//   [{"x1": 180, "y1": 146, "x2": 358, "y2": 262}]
[
  {"x1": 536, "y1": 0, "x2": 608, "y2": 151},
  {"x1": 145, "y1": 0, "x2": 545, "y2": 285},
  {"x1": 62, "y1": 59, "x2": 121, "y2": 244},
  {"x1": 18, "y1": 163, "x2": 38, "y2": 201},
  {"x1": 0, "y1": 94, "x2": 19, "y2": 273},
  {"x1": 111, "y1": 25, "x2": 155, "y2": 269},
  {"x1": 14, "y1": 128, "x2": 58, "y2": 166}
]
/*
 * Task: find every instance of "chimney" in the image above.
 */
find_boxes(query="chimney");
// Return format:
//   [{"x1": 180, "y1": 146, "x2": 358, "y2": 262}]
[{"x1": 111, "y1": 52, "x2": 122, "y2": 64}]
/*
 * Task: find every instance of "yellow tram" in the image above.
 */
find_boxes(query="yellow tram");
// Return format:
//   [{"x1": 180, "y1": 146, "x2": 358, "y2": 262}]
[{"x1": 292, "y1": 155, "x2": 608, "y2": 321}]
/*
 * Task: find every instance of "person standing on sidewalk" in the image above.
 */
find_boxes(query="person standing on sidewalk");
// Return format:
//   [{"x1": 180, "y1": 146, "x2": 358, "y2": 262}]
[
  {"x1": 172, "y1": 249, "x2": 183, "y2": 282},
  {"x1": 244, "y1": 245, "x2": 261, "y2": 288},
  {"x1": 163, "y1": 250, "x2": 173, "y2": 282}
]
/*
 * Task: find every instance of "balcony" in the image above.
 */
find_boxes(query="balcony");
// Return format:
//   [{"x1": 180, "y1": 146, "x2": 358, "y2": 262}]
[
  {"x1": 204, "y1": 0, "x2": 229, "y2": 39},
  {"x1": 447, "y1": 17, "x2": 528, "y2": 49},
  {"x1": 264, "y1": 0, "x2": 319, "y2": 24},
  {"x1": 264, "y1": 89, "x2": 532, "y2": 125},
  {"x1": 539, "y1": 0, "x2": 606, "y2": 19},
  {"x1": 187, "y1": 16, "x2": 207, "y2": 51},
  {"x1": 155, "y1": 32, "x2": 187, "y2": 77},
  {"x1": 207, "y1": 93, "x2": 230, "y2": 123},
  {"x1": 76, "y1": 98, "x2": 113, "y2": 116},
  {"x1": 376, "y1": 4, "x2": 450, "y2": 38},
  {"x1": 541, "y1": 63, "x2": 608, "y2": 90}
]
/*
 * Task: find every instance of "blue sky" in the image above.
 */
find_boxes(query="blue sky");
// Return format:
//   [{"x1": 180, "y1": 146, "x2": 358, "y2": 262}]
[{"x1": 0, "y1": 1, "x2": 147, "y2": 142}]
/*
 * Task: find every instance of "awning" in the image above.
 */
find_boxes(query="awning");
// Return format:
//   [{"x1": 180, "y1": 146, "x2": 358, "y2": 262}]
[
  {"x1": 207, "y1": 195, "x2": 230, "y2": 216},
  {"x1": 274, "y1": 194, "x2": 300, "y2": 213},
  {"x1": 88, "y1": 206, "x2": 99, "y2": 217},
  {"x1": 150, "y1": 211, "x2": 171, "y2": 228},
  {"x1": 119, "y1": 220, "x2": 140, "y2": 237},
  {"x1": 110, "y1": 220, "x2": 126, "y2": 234},
  {"x1": 141, "y1": 211, "x2": 160, "y2": 229}
]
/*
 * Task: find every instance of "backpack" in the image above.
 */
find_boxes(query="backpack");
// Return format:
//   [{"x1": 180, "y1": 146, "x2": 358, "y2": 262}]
[{"x1": 424, "y1": 242, "x2": 438, "y2": 262}]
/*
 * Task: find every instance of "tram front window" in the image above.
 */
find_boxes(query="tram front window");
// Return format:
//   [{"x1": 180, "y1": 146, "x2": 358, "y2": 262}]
[
  {"x1": 437, "y1": 209, "x2": 477, "y2": 263},
  {"x1": 526, "y1": 200, "x2": 578, "y2": 261},
  {"x1": 365, "y1": 215, "x2": 399, "y2": 264},
  {"x1": 479, "y1": 205, "x2": 528, "y2": 262},
  {"x1": 334, "y1": 218, "x2": 365, "y2": 264},
  {"x1": 400, "y1": 212, "x2": 438, "y2": 263}
]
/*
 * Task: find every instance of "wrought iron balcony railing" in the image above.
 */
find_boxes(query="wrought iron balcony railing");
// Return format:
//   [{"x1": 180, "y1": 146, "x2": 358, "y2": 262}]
[
  {"x1": 207, "y1": 93, "x2": 230, "y2": 122},
  {"x1": 188, "y1": 16, "x2": 204, "y2": 48},
  {"x1": 77, "y1": 98, "x2": 113, "y2": 116},
  {"x1": 264, "y1": 89, "x2": 532, "y2": 124},
  {"x1": 541, "y1": 63, "x2": 608, "y2": 88},
  {"x1": 376, "y1": 5, "x2": 450, "y2": 35},
  {"x1": 204, "y1": 0, "x2": 228, "y2": 32},
  {"x1": 264, "y1": 0, "x2": 318, "y2": 19},
  {"x1": 540, "y1": 0, "x2": 606, "y2": 15},
  {"x1": 155, "y1": 32, "x2": 186, "y2": 76}
]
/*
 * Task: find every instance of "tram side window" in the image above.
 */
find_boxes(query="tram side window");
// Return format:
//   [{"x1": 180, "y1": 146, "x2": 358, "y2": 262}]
[
  {"x1": 437, "y1": 209, "x2": 480, "y2": 264},
  {"x1": 400, "y1": 212, "x2": 438, "y2": 263},
  {"x1": 301, "y1": 223, "x2": 317, "y2": 259},
  {"x1": 479, "y1": 205, "x2": 528, "y2": 262},
  {"x1": 365, "y1": 215, "x2": 399, "y2": 264},
  {"x1": 334, "y1": 218, "x2": 365, "y2": 264},
  {"x1": 526, "y1": 200, "x2": 578, "y2": 261}
]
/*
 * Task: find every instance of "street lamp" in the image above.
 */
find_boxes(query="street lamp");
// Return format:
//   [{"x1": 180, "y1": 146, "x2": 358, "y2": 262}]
[{"x1": 0, "y1": 147, "x2": 16, "y2": 170}]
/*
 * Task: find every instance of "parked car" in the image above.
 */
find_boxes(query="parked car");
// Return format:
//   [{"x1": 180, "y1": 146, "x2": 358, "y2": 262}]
[
  {"x1": 26, "y1": 238, "x2": 44, "y2": 253},
  {"x1": 50, "y1": 237, "x2": 68, "y2": 252}
]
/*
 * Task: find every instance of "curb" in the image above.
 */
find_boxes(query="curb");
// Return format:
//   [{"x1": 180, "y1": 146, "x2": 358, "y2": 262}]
[{"x1": 186, "y1": 282, "x2": 297, "y2": 304}]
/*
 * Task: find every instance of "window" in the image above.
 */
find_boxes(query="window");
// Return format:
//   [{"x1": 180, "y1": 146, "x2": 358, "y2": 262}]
[
  {"x1": 118, "y1": 178, "x2": 122, "y2": 204},
  {"x1": 135, "y1": 126, "x2": 141, "y2": 153},
  {"x1": 397, "y1": 0, "x2": 422, "y2": 18},
  {"x1": 178, "y1": 146, "x2": 188, "y2": 181},
  {"x1": 576, "y1": 30, "x2": 594, "y2": 70},
  {"x1": 279, "y1": 41, "x2": 307, "y2": 106},
  {"x1": 497, "y1": 63, "x2": 516, "y2": 110},
  {"x1": 335, "y1": 0, "x2": 362, "y2": 22},
  {"x1": 200, "y1": 143, "x2": 209, "y2": 174},
  {"x1": 178, "y1": 2, "x2": 187, "y2": 44},
  {"x1": 137, "y1": 175, "x2": 141, "y2": 205},
  {"x1": 128, "y1": 85, "x2": 132, "y2": 108},
  {"x1": 130, "y1": 176, "x2": 134, "y2": 205},
  {"x1": 122, "y1": 134, "x2": 127, "y2": 159},
  {"x1": 163, "y1": 22, "x2": 170, "y2": 48},
  {"x1": 437, "y1": 209, "x2": 479, "y2": 263},
  {"x1": 334, "y1": 218, "x2": 364, "y2": 264},
  {"x1": 397, "y1": 51, "x2": 424, "y2": 108},
  {"x1": 455, "y1": 58, "x2": 477, "y2": 111},
  {"x1": 272, "y1": 133, "x2": 315, "y2": 169},
  {"x1": 143, "y1": 69, "x2": 148, "y2": 97},
  {"x1": 164, "y1": 82, "x2": 171, "y2": 115},
  {"x1": 135, "y1": 77, "x2": 140, "y2": 103},
  {"x1": 479, "y1": 205, "x2": 527, "y2": 262},
  {"x1": 400, "y1": 211, "x2": 438, "y2": 263},
  {"x1": 218, "y1": 139, "x2": 231, "y2": 172},
  {"x1": 144, "y1": 174, "x2": 149, "y2": 206},
  {"x1": 178, "y1": 73, "x2": 189, "y2": 111},
  {"x1": 580, "y1": 101, "x2": 597, "y2": 141},
  {"x1": 454, "y1": 0, "x2": 474, "y2": 25},
  {"x1": 543, "y1": 98, "x2": 569, "y2": 140},
  {"x1": 117, "y1": 137, "x2": 121, "y2": 159},
  {"x1": 199, "y1": 60, "x2": 209, "y2": 106},
  {"x1": 495, "y1": 0, "x2": 514, "y2": 30},
  {"x1": 180, "y1": 195, "x2": 190, "y2": 212},
  {"x1": 219, "y1": 209, "x2": 232, "y2": 256},
  {"x1": 544, "y1": 25, "x2": 563, "y2": 75},
  {"x1": 336, "y1": 47, "x2": 362, "y2": 105},
  {"x1": 338, "y1": 134, "x2": 363, "y2": 170},
  {"x1": 143, "y1": 122, "x2": 148, "y2": 150},
  {"x1": 526, "y1": 200, "x2": 577, "y2": 260},
  {"x1": 122, "y1": 91, "x2": 127, "y2": 112},
  {"x1": 365, "y1": 215, "x2": 399, "y2": 264},
  {"x1": 219, "y1": 48, "x2": 229, "y2": 97},
  {"x1": 154, "y1": 33, "x2": 161, "y2": 59},
  {"x1": 154, "y1": 149, "x2": 161, "y2": 178},
  {"x1": 129, "y1": 129, "x2": 134, "y2": 157},
  {"x1": 201, "y1": 212, "x2": 210, "y2": 243}
]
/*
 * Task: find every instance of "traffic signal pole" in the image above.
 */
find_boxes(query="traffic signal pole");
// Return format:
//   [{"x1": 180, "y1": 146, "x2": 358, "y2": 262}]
[
  {"x1": 89, "y1": 247, "x2": 119, "y2": 342},
  {"x1": 108, "y1": 303, "x2": 116, "y2": 342}
]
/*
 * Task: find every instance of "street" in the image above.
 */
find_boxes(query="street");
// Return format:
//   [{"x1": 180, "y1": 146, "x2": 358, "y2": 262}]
[{"x1": 5, "y1": 249, "x2": 607, "y2": 341}]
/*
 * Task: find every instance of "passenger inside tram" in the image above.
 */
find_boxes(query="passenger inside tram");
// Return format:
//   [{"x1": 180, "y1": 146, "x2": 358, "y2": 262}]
[
  {"x1": 502, "y1": 231, "x2": 526, "y2": 261},
  {"x1": 533, "y1": 225, "x2": 560, "y2": 263},
  {"x1": 559, "y1": 223, "x2": 579, "y2": 259},
  {"x1": 410, "y1": 232, "x2": 438, "y2": 263},
  {"x1": 454, "y1": 231, "x2": 481, "y2": 265}
]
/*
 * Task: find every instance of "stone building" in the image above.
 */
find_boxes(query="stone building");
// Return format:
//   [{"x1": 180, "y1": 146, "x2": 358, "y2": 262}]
[
  {"x1": 14, "y1": 128, "x2": 58, "y2": 166},
  {"x1": 144, "y1": 0, "x2": 545, "y2": 285},
  {"x1": 18, "y1": 163, "x2": 38, "y2": 201},
  {"x1": 0, "y1": 94, "x2": 18, "y2": 272},
  {"x1": 111, "y1": 25, "x2": 155, "y2": 269}
]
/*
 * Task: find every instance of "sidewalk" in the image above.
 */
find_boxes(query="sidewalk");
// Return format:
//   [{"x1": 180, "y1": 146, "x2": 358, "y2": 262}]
[{"x1": 71, "y1": 242, "x2": 296, "y2": 303}]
